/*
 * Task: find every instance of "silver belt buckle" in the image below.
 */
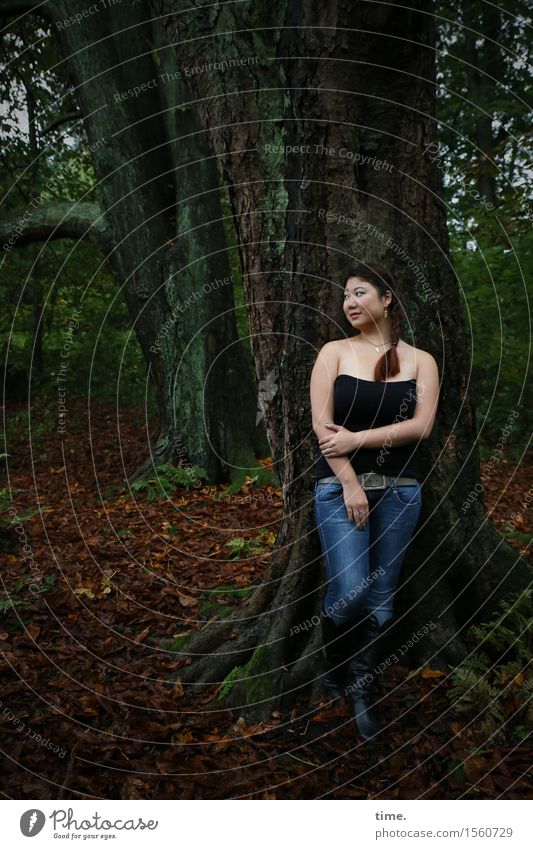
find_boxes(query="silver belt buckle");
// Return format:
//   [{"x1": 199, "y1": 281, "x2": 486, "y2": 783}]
[{"x1": 359, "y1": 472, "x2": 387, "y2": 490}]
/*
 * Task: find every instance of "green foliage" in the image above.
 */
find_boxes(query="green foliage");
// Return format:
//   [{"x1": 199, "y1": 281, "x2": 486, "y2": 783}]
[
  {"x1": 435, "y1": 1, "x2": 531, "y2": 221},
  {"x1": 8, "y1": 503, "x2": 49, "y2": 524},
  {"x1": 499, "y1": 530, "x2": 531, "y2": 545},
  {"x1": 224, "y1": 529, "x2": 276, "y2": 560},
  {"x1": 0, "y1": 486, "x2": 49, "y2": 524},
  {"x1": 0, "y1": 592, "x2": 31, "y2": 616},
  {"x1": 468, "y1": 589, "x2": 531, "y2": 663},
  {"x1": 451, "y1": 207, "x2": 532, "y2": 454},
  {"x1": 0, "y1": 487, "x2": 22, "y2": 512},
  {"x1": 0, "y1": 574, "x2": 55, "y2": 617},
  {"x1": 434, "y1": 2, "x2": 532, "y2": 457},
  {"x1": 449, "y1": 591, "x2": 532, "y2": 742},
  {"x1": 3, "y1": 405, "x2": 58, "y2": 453},
  {"x1": 129, "y1": 464, "x2": 208, "y2": 500}
]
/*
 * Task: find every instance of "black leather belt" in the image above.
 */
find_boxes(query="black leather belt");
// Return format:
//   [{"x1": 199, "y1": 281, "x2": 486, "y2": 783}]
[{"x1": 317, "y1": 472, "x2": 419, "y2": 490}]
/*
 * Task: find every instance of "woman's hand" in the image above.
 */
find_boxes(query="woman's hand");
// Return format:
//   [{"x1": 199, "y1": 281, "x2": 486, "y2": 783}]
[
  {"x1": 318, "y1": 423, "x2": 359, "y2": 457},
  {"x1": 342, "y1": 480, "x2": 369, "y2": 529}
]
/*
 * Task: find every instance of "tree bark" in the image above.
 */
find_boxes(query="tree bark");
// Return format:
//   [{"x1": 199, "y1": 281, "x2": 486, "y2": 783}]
[{"x1": 153, "y1": 0, "x2": 531, "y2": 719}]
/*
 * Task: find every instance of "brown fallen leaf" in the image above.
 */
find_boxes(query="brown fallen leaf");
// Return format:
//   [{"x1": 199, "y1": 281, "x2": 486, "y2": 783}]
[
  {"x1": 177, "y1": 592, "x2": 197, "y2": 607},
  {"x1": 74, "y1": 586, "x2": 95, "y2": 599},
  {"x1": 172, "y1": 679, "x2": 185, "y2": 697},
  {"x1": 134, "y1": 626, "x2": 150, "y2": 643},
  {"x1": 420, "y1": 666, "x2": 445, "y2": 679},
  {"x1": 233, "y1": 716, "x2": 248, "y2": 735}
]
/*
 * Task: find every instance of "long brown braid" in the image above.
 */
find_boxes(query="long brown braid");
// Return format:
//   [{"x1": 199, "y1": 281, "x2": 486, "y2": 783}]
[{"x1": 344, "y1": 262, "x2": 405, "y2": 381}]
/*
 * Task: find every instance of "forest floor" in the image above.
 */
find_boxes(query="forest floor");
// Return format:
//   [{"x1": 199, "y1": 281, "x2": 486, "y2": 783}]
[{"x1": 1, "y1": 398, "x2": 531, "y2": 799}]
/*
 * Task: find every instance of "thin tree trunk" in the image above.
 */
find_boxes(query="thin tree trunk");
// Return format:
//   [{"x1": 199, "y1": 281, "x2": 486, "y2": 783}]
[
  {"x1": 25, "y1": 82, "x2": 44, "y2": 378},
  {"x1": 463, "y1": 2, "x2": 504, "y2": 208}
]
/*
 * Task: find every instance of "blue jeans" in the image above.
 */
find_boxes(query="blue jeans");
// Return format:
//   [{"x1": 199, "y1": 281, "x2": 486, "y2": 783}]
[{"x1": 314, "y1": 480, "x2": 422, "y2": 627}]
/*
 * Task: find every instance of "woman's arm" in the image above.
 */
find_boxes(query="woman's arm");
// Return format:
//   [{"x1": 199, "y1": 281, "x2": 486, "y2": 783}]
[
  {"x1": 311, "y1": 342, "x2": 375, "y2": 527},
  {"x1": 310, "y1": 341, "x2": 360, "y2": 485},
  {"x1": 319, "y1": 350, "x2": 440, "y2": 456}
]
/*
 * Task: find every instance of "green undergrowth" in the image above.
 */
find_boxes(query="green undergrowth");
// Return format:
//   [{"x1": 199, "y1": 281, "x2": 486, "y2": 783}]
[
  {"x1": 0, "y1": 574, "x2": 56, "y2": 622},
  {"x1": 449, "y1": 589, "x2": 532, "y2": 744},
  {"x1": 224, "y1": 529, "x2": 275, "y2": 559},
  {"x1": 128, "y1": 464, "x2": 208, "y2": 500}
]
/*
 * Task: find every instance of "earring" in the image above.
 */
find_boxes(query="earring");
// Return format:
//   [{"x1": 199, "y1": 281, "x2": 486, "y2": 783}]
[{"x1": 384, "y1": 307, "x2": 388, "y2": 318}]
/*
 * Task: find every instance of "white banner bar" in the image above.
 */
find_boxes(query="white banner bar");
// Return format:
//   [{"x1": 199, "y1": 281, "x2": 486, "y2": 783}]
[{"x1": 2, "y1": 800, "x2": 531, "y2": 848}]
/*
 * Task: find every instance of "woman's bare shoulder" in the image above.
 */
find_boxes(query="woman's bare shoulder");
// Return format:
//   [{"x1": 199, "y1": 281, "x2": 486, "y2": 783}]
[
  {"x1": 399, "y1": 340, "x2": 438, "y2": 376},
  {"x1": 399, "y1": 339, "x2": 436, "y2": 360},
  {"x1": 317, "y1": 338, "x2": 345, "y2": 356},
  {"x1": 320, "y1": 338, "x2": 346, "y2": 348}
]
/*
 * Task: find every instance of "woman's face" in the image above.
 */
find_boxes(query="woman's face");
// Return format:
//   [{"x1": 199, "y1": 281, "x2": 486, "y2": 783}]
[{"x1": 342, "y1": 276, "x2": 390, "y2": 329}]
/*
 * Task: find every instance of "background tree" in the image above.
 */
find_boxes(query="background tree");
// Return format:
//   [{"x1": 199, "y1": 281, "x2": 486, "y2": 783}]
[{"x1": 0, "y1": 0, "x2": 267, "y2": 483}]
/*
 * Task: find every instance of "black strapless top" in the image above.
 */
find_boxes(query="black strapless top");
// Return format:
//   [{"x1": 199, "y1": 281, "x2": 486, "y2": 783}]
[{"x1": 313, "y1": 375, "x2": 422, "y2": 480}]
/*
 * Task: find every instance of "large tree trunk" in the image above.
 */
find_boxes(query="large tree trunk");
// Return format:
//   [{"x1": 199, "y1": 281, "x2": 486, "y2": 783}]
[
  {"x1": 7, "y1": 0, "x2": 264, "y2": 483},
  {"x1": 152, "y1": 0, "x2": 531, "y2": 720}
]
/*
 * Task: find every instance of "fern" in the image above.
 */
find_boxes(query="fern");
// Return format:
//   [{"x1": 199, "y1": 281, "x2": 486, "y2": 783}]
[
  {"x1": 129, "y1": 464, "x2": 207, "y2": 500},
  {"x1": 224, "y1": 529, "x2": 276, "y2": 560},
  {"x1": 449, "y1": 591, "x2": 531, "y2": 743}
]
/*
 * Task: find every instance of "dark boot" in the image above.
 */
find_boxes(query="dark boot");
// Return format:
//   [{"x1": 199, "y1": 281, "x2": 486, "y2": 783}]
[
  {"x1": 345, "y1": 612, "x2": 385, "y2": 740},
  {"x1": 320, "y1": 611, "x2": 360, "y2": 701}
]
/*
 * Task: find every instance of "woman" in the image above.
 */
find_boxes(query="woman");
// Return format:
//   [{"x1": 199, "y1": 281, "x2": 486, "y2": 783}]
[{"x1": 310, "y1": 262, "x2": 439, "y2": 740}]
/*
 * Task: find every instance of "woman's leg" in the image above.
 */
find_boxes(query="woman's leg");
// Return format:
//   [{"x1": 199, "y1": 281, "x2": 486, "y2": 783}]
[
  {"x1": 366, "y1": 483, "x2": 423, "y2": 625},
  {"x1": 345, "y1": 483, "x2": 422, "y2": 739},
  {"x1": 314, "y1": 480, "x2": 372, "y2": 700},
  {"x1": 314, "y1": 481, "x2": 373, "y2": 625}
]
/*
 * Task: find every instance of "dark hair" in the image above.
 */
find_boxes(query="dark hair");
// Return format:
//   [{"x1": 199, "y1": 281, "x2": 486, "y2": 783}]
[{"x1": 344, "y1": 262, "x2": 405, "y2": 381}]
